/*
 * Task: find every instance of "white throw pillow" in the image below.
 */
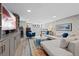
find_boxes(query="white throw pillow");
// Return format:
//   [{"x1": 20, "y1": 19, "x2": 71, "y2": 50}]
[{"x1": 60, "y1": 38, "x2": 69, "y2": 49}]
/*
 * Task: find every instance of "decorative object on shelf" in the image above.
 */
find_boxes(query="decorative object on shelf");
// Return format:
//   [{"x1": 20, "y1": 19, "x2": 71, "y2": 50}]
[{"x1": 56, "y1": 23, "x2": 72, "y2": 31}]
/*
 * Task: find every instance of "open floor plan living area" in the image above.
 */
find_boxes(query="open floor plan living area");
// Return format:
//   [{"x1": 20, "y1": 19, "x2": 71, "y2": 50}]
[{"x1": 0, "y1": 3, "x2": 79, "y2": 56}]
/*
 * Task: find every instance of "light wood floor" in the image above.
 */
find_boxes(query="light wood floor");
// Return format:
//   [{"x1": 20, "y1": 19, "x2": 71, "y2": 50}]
[
  {"x1": 15, "y1": 38, "x2": 30, "y2": 56},
  {"x1": 15, "y1": 37, "x2": 48, "y2": 56}
]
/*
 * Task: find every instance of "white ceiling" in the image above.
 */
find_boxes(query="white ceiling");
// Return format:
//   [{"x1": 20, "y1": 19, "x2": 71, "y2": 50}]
[{"x1": 3, "y1": 3, "x2": 79, "y2": 24}]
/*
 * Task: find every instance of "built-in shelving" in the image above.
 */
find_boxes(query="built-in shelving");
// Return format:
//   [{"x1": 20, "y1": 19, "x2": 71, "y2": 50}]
[{"x1": 0, "y1": 4, "x2": 21, "y2": 56}]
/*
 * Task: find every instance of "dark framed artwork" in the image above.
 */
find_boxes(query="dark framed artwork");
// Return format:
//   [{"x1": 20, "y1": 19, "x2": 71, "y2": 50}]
[{"x1": 56, "y1": 23, "x2": 72, "y2": 31}]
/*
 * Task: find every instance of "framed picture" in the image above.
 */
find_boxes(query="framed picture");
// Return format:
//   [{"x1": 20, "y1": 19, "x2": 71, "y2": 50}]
[{"x1": 56, "y1": 23, "x2": 72, "y2": 31}]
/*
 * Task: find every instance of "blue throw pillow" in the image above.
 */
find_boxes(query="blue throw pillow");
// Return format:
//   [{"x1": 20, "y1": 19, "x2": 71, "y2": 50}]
[
  {"x1": 35, "y1": 39, "x2": 41, "y2": 47},
  {"x1": 62, "y1": 33, "x2": 68, "y2": 38}
]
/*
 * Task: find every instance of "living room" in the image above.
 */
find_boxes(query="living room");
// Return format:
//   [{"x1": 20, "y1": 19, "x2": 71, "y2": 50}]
[{"x1": 0, "y1": 3, "x2": 79, "y2": 56}]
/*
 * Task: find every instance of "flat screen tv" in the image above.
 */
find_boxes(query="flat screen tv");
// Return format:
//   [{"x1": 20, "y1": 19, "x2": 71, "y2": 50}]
[
  {"x1": 2, "y1": 6, "x2": 16, "y2": 30},
  {"x1": 2, "y1": 17, "x2": 16, "y2": 30}
]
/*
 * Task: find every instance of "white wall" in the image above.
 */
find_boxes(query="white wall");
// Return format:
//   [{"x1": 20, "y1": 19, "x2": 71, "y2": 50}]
[
  {"x1": 28, "y1": 23, "x2": 42, "y2": 36},
  {"x1": 46, "y1": 14, "x2": 79, "y2": 36}
]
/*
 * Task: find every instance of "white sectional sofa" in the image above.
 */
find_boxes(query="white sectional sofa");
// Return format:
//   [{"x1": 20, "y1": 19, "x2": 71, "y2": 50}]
[
  {"x1": 41, "y1": 37, "x2": 79, "y2": 56},
  {"x1": 67, "y1": 40, "x2": 79, "y2": 56}
]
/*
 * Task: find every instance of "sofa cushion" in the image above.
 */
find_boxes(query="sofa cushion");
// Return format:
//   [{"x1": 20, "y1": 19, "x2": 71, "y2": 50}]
[
  {"x1": 41, "y1": 41, "x2": 73, "y2": 56},
  {"x1": 41, "y1": 39, "x2": 60, "y2": 47},
  {"x1": 60, "y1": 37, "x2": 77, "y2": 49},
  {"x1": 67, "y1": 40, "x2": 79, "y2": 56},
  {"x1": 60, "y1": 38, "x2": 69, "y2": 48}
]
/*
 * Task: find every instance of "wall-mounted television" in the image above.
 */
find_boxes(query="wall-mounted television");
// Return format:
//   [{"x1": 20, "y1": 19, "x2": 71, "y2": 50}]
[
  {"x1": 2, "y1": 17, "x2": 16, "y2": 30},
  {"x1": 2, "y1": 6, "x2": 16, "y2": 30}
]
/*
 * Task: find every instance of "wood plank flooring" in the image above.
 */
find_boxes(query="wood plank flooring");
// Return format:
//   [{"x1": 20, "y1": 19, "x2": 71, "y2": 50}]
[{"x1": 15, "y1": 37, "x2": 47, "y2": 56}]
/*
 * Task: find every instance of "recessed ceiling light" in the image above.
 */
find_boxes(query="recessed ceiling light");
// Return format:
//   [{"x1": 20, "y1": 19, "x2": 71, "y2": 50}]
[
  {"x1": 27, "y1": 10, "x2": 31, "y2": 12},
  {"x1": 52, "y1": 16, "x2": 56, "y2": 18}
]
